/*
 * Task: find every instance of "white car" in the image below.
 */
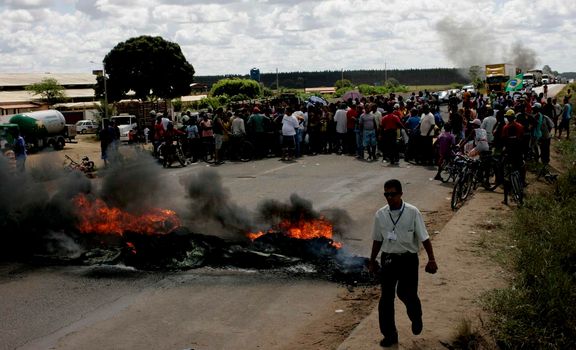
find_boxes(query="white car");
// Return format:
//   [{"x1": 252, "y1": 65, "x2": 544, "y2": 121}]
[
  {"x1": 461, "y1": 85, "x2": 476, "y2": 96},
  {"x1": 75, "y1": 120, "x2": 99, "y2": 134}
]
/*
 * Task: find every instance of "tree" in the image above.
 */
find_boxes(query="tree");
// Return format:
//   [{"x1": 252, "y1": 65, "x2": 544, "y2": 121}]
[
  {"x1": 210, "y1": 78, "x2": 261, "y2": 99},
  {"x1": 100, "y1": 35, "x2": 195, "y2": 102},
  {"x1": 384, "y1": 78, "x2": 400, "y2": 88},
  {"x1": 335, "y1": 79, "x2": 353, "y2": 89},
  {"x1": 542, "y1": 65, "x2": 552, "y2": 75},
  {"x1": 469, "y1": 65, "x2": 483, "y2": 81},
  {"x1": 25, "y1": 78, "x2": 66, "y2": 105}
]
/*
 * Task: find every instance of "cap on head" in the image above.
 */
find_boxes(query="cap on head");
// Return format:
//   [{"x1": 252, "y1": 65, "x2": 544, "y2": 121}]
[
  {"x1": 472, "y1": 119, "x2": 481, "y2": 126},
  {"x1": 505, "y1": 109, "x2": 515, "y2": 117}
]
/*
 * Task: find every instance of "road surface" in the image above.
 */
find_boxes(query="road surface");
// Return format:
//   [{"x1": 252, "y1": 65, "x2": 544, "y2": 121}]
[{"x1": 1, "y1": 149, "x2": 451, "y2": 350}]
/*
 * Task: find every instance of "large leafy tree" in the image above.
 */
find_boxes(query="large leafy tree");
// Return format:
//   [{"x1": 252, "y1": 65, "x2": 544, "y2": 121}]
[
  {"x1": 25, "y1": 78, "x2": 66, "y2": 105},
  {"x1": 100, "y1": 35, "x2": 195, "y2": 102}
]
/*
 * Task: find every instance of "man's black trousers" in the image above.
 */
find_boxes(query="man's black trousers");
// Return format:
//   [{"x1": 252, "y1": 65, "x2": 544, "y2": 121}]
[{"x1": 379, "y1": 252, "x2": 422, "y2": 337}]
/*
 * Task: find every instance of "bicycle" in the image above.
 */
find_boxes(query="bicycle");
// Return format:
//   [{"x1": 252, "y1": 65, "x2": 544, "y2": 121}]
[
  {"x1": 503, "y1": 161, "x2": 524, "y2": 206},
  {"x1": 450, "y1": 156, "x2": 473, "y2": 210},
  {"x1": 227, "y1": 135, "x2": 255, "y2": 162},
  {"x1": 157, "y1": 138, "x2": 187, "y2": 168},
  {"x1": 438, "y1": 152, "x2": 467, "y2": 183},
  {"x1": 64, "y1": 154, "x2": 95, "y2": 174},
  {"x1": 536, "y1": 163, "x2": 558, "y2": 184}
]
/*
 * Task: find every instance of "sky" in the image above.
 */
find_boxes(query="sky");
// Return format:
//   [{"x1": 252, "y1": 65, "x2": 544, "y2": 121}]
[{"x1": 1, "y1": 0, "x2": 575, "y2": 76}]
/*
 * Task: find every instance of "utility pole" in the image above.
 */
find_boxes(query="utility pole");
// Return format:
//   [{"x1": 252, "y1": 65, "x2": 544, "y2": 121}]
[
  {"x1": 341, "y1": 68, "x2": 344, "y2": 83},
  {"x1": 91, "y1": 60, "x2": 108, "y2": 120},
  {"x1": 276, "y1": 68, "x2": 279, "y2": 91},
  {"x1": 103, "y1": 63, "x2": 108, "y2": 120},
  {"x1": 384, "y1": 61, "x2": 388, "y2": 83}
]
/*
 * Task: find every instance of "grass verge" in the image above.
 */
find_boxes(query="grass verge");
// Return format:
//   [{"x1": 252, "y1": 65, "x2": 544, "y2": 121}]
[{"x1": 483, "y1": 88, "x2": 576, "y2": 347}]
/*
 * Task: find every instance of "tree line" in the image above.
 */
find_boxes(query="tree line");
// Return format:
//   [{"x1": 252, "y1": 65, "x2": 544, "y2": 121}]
[{"x1": 194, "y1": 68, "x2": 470, "y2": 89}]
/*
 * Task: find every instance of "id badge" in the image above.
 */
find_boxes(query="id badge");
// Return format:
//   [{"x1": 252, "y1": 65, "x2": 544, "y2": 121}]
[{"x1": 387, "y1": 230, "x2": 397, "y2": 241}]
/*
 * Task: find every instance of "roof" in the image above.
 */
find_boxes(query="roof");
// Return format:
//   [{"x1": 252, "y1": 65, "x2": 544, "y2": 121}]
[
  {"x1": 0, "y1": 73, "x2": 96, "y2": 87},
  {"x1": 0, "y1": 88, "x2": 96, "y2": 103},
  {"x1": 181, "y1": 94, "x2": 208, "y2": 102},
  {"x1": 304, "y1": 87, "x2": 336, "y2": 94}
]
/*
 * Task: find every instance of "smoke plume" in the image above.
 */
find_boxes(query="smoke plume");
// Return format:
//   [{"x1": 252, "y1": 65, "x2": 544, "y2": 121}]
[{"x1": 435, "y1": 17, "x2": 539, "y2": 72}]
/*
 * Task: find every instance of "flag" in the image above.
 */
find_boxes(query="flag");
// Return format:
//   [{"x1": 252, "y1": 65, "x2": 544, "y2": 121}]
[{"x1": 505, "y1": 74, "x2": 524, "y2": 92}]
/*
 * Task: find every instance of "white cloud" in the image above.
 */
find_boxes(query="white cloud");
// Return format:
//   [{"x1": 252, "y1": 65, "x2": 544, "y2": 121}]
[{"x1": 0, "y1": 0, "x2": 574, "y2": 75}]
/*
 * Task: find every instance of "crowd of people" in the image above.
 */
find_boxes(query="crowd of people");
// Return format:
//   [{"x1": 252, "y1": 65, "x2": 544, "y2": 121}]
[{"x1": 147, "y1": 87, "x2": 573, "y2": 188}]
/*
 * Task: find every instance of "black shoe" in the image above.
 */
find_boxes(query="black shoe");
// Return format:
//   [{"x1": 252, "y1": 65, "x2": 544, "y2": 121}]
[
  {"x1": 379, "y1": 334, "x2": 398, "y2": 347},
  {"x1": 412, "y1": 318, "x2": 423, "y2": 335}
]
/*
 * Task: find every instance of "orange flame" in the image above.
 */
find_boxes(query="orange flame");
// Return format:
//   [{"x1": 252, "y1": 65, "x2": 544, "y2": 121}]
[
  {"x1": 247, "y1": 217, "x2": 343, "y2": 248},
  {"x1": 73, "y1": 194, "x2": 181, "y2": 235}
]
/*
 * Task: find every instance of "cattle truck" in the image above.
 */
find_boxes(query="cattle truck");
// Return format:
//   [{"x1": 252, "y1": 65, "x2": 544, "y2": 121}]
[{"x1": 485, "y1": 63, "x2": 518, "y2": 92}]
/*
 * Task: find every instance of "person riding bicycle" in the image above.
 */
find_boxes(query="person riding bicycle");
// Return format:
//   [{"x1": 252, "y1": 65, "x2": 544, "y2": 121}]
[
  {"x1": 501, "y1": 110, "x2": 525, "y2": 205},
  {"x1": 162, "y1": 122, "x2": 185, "y2": 160},
  {"x1": 461, "y1": 119, "x2": 489, "y2": 158}
]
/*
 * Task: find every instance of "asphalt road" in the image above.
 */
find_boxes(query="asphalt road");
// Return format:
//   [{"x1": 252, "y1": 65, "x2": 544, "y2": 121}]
[{"x1": 1, "y1": 150, "x2": 451, "y2": 350}]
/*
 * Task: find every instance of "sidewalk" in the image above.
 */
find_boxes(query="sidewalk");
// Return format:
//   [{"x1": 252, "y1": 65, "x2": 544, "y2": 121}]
[{"x1": 338, "y1": 189, "x2": 510, "y2": 349}]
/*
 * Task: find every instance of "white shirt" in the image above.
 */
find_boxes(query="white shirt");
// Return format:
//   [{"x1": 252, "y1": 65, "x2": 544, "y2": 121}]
[
  {"x1": 420, "y1": 112, "x2": 435, "y2": 136},
  {"x1": 334, "y1": 109, "x2": 348, "y2": 134},
  {"x1": 282, "y1": 114, "x2": 300, "y2": 136},
  {"x1": 481, "y1": 116, "x2": 497, "y2": 143},
  {"x1": 372, "y1": 201, "x2": 429, "y2": 254},
  {"x1": 231, "y1": 117, "x2": 246, "y2": 136}
]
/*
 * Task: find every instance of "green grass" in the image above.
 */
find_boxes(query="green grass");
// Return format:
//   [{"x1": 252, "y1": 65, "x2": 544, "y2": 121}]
[{"x1": 482, "y1": 125, "x2": 576, "y2": 348}]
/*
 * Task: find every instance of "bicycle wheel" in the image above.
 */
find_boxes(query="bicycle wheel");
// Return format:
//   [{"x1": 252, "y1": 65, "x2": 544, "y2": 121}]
[
  {"x1": 461, "y1": 172, "x2": 474, "y2": 200},
  {"x1": 482, "y1": 162, "x2": 500, "y2": 191},
  {"x1": 177, "y1": 147, "x2": 186, "y2": 167},
  {"x1": 238, "y1": 141, "x2": 254, "y2": 162},
  {"x1": 451, "y1": 176, "x2": 465, "y2": 210},
  {"x1": 510, "y1": 172, "x2": 524, "y2": 206},
  {"x1": 85, "y1": 161, "x2": 95, "y2": 172},
  {"x1": 438, "y1": 160, "x2": 453, "y2": 183}
]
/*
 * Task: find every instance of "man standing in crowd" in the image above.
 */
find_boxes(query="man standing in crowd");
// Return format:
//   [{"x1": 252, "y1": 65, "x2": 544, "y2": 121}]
[
  {"x1": 558, "y1": 96, "x2": 573, "y2": 140},
  {"x1": 369, "y1": 179, "x2": 437, "y2": 347},
  {"x1": 334, "y1": 103, "x2": 348, "y2": 154},
  {"x1": 247, "y1": 106, "x2": 267, "y2": 159},
  {"x1": 12, "y1": 129, "x2": 26, "y2": 172}
]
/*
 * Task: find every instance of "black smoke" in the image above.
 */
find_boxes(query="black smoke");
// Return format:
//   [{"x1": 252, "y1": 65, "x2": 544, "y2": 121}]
[{"x1": 435, "y1": 17, "x2": 539, "y2": 73}]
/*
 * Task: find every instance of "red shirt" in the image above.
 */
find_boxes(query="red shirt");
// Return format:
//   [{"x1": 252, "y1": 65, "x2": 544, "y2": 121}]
[
  {"x1": 154, "y1": 123, "x2": 164, "y2": 139},
  {"x1": 346, "y1": 108, "x2": 357, "y2": 130},
  {"x1": 502, "y1": 121, "x2": 524, "y2": 139},
  {"x1": 381, "y1": 113, "x2": 404, "y2": 130}
]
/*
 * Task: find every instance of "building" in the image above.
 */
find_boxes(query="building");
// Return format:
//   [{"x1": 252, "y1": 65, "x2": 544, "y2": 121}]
[{"x1": 0, "y1": 73, "x2": 99, "y2": 121}]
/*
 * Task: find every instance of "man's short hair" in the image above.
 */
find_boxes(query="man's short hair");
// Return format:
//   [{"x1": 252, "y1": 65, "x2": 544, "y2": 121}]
[{"x1": 384, "y1": 179, "x2": 402, "y2": 193}]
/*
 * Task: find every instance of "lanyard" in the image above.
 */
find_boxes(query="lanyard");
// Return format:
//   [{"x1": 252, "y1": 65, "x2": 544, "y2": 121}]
[{"x1": 388, "y1": 203, "x2": 405, "y2": 232}]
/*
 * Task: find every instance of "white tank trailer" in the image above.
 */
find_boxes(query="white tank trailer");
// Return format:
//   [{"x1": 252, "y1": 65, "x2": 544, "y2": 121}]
[{"x1": 7, "y1": 110, "x2": 68, "y2": 151}]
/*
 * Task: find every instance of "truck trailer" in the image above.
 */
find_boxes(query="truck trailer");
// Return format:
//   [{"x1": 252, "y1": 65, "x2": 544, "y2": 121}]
[{"x1": 485, "y1": 63, "x2": 518, "y2": 92}]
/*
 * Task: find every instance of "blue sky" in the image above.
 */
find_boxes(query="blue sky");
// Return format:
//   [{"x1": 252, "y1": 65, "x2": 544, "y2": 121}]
[{"x1": 1, "y1": 0, "x2": 574, "y2": 75}]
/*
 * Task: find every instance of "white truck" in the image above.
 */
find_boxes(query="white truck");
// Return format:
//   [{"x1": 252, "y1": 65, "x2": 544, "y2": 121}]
[
  {"x1": 110, "y1": 115, "x2": 137, "y2": 142},
  {"x1": 526, "y1": 69, "x2": 543, "y2": 86}
]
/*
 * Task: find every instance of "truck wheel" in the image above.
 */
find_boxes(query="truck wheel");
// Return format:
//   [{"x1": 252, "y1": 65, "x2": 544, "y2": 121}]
[{"x1": 54, "y1": 138, "x2": 65, "y2": 150}]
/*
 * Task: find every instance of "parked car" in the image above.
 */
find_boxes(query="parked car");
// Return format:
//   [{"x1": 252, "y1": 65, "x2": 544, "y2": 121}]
[
  {"x1": 75, "y1": 120, "x2": 99, "y2": 134},
  {"x1": 461, "y1": 84, "x2": 476, "y2": 96},
  {"x1": 437, "y1": 90, "x2": 450, "y2": 103}
]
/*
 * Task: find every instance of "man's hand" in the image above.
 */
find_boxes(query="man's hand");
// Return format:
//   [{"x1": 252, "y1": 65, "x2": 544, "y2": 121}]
[
  {"x1": 368, "y1": 260, "x2": 379, "y2": 275},
  {"x1": 425, "y1": 260, "x2": 438, "y2": 274}
]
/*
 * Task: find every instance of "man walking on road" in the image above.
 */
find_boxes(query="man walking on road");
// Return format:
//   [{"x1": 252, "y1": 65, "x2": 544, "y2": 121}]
[{"x1": 369, "y1": 179, "x2": 438, "y2": 347}]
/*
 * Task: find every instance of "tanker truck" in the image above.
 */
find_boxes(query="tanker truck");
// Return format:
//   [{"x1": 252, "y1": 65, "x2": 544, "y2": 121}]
[{"x1": 8, "y1": 110, "x2": 68, "y2": 152}]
